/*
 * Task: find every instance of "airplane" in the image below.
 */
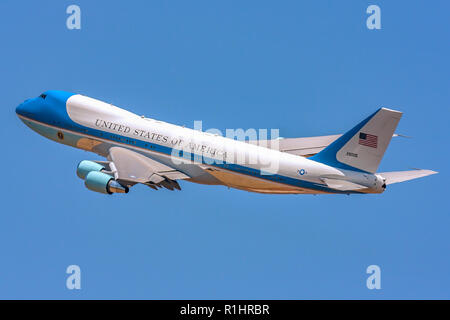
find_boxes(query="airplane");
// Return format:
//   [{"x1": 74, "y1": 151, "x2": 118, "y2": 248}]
[{"x1": 15, "y1": 91, "x2": 437, "y2": 195}]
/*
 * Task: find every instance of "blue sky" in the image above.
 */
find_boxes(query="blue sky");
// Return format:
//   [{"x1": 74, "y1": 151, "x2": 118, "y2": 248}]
[{"x1": 0, "y1": 0, "x2": 448, "y2": 299}]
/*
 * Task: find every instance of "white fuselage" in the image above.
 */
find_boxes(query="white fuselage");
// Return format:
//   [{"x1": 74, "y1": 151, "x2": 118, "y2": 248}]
[{"x1": 18, "y1": 94, "x2": 384, "y2": 194}]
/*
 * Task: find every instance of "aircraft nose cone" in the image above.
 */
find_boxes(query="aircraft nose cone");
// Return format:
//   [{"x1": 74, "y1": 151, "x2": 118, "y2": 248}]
[
  {"x1": 16, "y1": 101, "x2": 27, "y2": 116},
  {"x1": 16, "y1": 98, "x2": 40, "y2": 119}
]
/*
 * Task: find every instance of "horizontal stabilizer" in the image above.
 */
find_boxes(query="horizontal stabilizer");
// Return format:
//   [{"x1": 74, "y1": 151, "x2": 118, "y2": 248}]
[
  {"x1": 321, "y1": 178, "x2": 367, "y2": 191},
  {"x1": 379, "y1": 169, "x2": 438, "y2": 185}
]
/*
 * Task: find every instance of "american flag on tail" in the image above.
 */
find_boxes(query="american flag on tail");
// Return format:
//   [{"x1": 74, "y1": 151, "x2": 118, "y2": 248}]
[{"x1": 359, "y1": 132, "x2": 378, "y2": 148}]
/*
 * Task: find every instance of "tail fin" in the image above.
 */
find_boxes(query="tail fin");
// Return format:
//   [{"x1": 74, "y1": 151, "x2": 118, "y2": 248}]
[{"x1": 311, "y1": 108, "x2": 402, "y2": 173}]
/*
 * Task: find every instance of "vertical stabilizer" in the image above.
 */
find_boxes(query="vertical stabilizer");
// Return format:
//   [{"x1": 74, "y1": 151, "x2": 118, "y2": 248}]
[{"x1": 311, "y1": 108, "x2": 402, "y2": 173}]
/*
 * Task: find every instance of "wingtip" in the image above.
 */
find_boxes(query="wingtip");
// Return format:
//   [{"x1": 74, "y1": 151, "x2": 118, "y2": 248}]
[
  {"x1": 393, "y1": 133, "x2": 412, "y2": 138},
  {"x1": 409, "y1": 168, "x2": 438, "y2": 175}
]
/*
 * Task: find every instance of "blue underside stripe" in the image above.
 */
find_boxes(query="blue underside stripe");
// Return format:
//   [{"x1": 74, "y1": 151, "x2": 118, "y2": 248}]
[{"x1": 21, "y1": 115, "x2": 362, "y2": 194}]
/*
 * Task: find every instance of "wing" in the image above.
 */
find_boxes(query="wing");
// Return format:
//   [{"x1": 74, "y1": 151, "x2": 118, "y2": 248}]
[
  {"x1": 252, "y1": 133, "x2": 403, "y2": 157},
  {"x1": 97, "y1": 147, "x2": 190, "y2": 191}
]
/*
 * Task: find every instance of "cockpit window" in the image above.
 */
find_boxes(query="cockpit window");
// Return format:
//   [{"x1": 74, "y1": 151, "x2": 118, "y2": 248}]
[{"x1": 39, "y1": 93, "x2": 47, "y2": 99}]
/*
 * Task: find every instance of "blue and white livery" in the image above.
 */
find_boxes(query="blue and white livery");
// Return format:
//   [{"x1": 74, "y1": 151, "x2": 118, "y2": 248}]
[{"x1": 16, "y1": 91, "x2": 437, "y2": 195}]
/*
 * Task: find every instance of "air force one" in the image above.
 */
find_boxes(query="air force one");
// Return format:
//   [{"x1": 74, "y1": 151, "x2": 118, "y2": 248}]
[{"x1": 16, "y1": 91, "x2": 437, "y2": 195}]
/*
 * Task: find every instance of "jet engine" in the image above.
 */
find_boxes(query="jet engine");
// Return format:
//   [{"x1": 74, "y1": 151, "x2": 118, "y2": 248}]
[
  {"x1": 84, "y1": 171, "x2": 129, "y2": 194},
  {"x1": 76, "y1": 160, "x2": 128, "y2": 194},
  {"x1": 76, "y1": 160, "x2": 104, "y2": 179}
]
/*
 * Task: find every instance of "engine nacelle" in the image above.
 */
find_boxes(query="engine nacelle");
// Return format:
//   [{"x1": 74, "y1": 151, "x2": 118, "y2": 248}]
[
  {"x1": 77, "y1": 160, "x2": 104, "y2": 180},
  {"x1": 84, "y1": 171, "x2": 129, "y2": 194}
]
